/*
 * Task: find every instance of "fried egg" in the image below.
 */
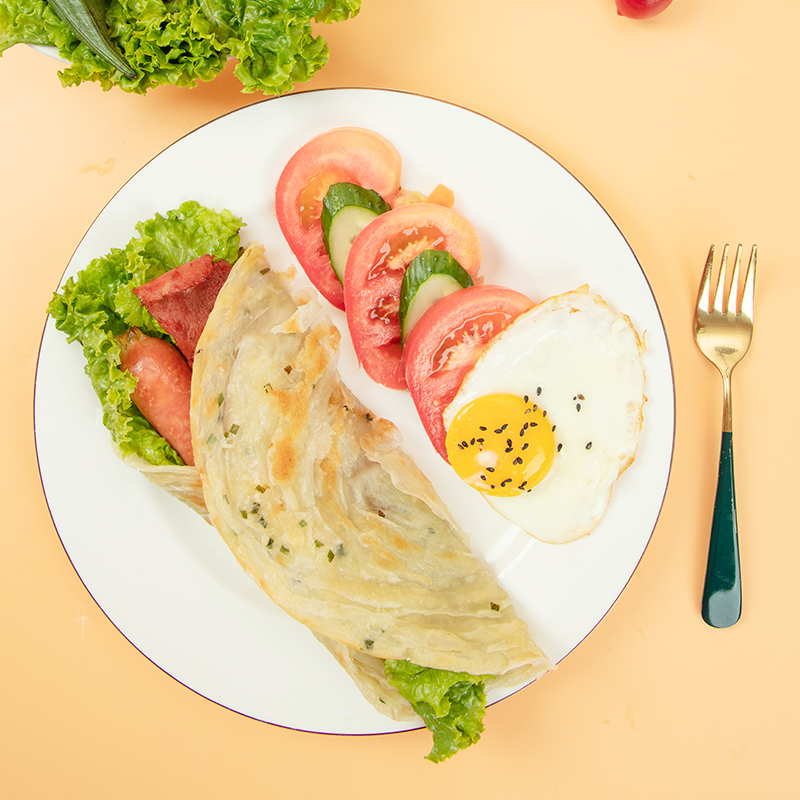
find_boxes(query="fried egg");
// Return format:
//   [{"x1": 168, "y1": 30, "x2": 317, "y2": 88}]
[{"x1": 442, "y1": 286, "x2": 646, "y2": 544}]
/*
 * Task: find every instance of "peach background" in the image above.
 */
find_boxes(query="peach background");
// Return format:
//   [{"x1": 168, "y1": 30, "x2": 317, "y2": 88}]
[{"x1": 1, "y1": 1, "x2": 797, "y2": 796}]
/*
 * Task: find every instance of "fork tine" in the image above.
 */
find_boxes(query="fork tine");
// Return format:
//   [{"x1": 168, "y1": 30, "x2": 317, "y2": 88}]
[
  {"x1": 740, "y1": 245, "x2": 757, "y2": 320},
  {"x1": 728, "y1": 244, "x2": 743, "y2": 314},
  {"x1": 697, "y1": 244, "x2": 715, "y2": 313},
  {"x1": 712, "y1": 244, "x2": 730, "y2": 314}
]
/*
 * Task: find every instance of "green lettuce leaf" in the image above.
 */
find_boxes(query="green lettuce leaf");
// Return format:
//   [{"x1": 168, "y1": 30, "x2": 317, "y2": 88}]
[
  {"x1": 47, "y1": 201, "x2": 242, "y2": 465},
  {"x1": 0, "y1": 0, "x2": 360, "y2": 95},
  {"x1": 0, "y1": 0, "x2": 61, "y2": 50},
  {"x1": 385, "y1": 659, "x2": 492, "y2": 763}
]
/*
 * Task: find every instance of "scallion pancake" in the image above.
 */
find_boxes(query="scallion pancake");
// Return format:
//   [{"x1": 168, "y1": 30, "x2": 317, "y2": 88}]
[{"x1": 190, "y1": 244, "x2": 553, "y2": 720}]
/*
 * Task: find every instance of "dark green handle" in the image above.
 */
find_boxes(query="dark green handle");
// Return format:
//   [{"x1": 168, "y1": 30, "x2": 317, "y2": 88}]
[{"x1": 701, "y1": 431, "x2": 741, "y2": 627}]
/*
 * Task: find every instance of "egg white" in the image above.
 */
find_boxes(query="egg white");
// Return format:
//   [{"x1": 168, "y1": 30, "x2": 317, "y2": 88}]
[{"x1": 442, "y1": 286, "x2": 646, "y2": 544}]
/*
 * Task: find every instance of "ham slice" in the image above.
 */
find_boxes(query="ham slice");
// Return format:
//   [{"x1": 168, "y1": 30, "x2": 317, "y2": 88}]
[{"x1": 133, "y1": 254, "x2": 233, "y2": 365}]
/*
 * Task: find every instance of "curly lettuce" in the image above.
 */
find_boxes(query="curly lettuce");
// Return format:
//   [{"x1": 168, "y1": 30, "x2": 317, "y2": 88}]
[
  {"x1": 385, "y1": 659, "x2": 492, "y2": 763},
  {"x1": 47, "y1": 201, "x2": 243, "y2": 465},
  {"x1": 0, "y1": 0, "x2": 360, "y2": 94}
]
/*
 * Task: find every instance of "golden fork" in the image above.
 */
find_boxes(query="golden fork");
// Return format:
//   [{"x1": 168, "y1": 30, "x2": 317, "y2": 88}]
[{"x1": 693, "y1": 243, "x2": 757, "y2": 628}]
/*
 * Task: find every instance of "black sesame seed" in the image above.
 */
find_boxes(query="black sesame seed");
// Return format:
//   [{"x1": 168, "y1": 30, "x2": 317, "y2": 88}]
[
  {"x1": 537, "y1": 387, "x2": 542, "y2": 395},
  {"x1": 494, "y1": 428, "x2": 503, "y2": 434},
  {"x1": 486, "y1": 467, "x2": 495, "y2": 473},
  {"x1": 479, "y1": 426, "x2": 487, "y2": 431},
  {"x1": 470, "y1": 438, "x2": 476, "y2": 446},
  {"x1": 505, "y1": 447, "x2": 513, "y2": 453},
  {"x1": 506, "y1": 438, "x2": 513, "y2": 448},
  {"x1": 524, "y1": 395, "x2": 530, "y2": 403},
  {"x1": 552, "y1": 424, "x2": 556, "y2": 431},
  {"x1": 522, "y1": 443, "x2": 529, "y2": 450},
  {"x1": 513, "y1": 457, "x2": 523, "y2": 465},
  {"x1": 557, "y1": 443, "x2": 563, "y2": 452},
  {"x1": 576, "y1": 403, "x2": 581, "y2": 412},
  {"x1": 524, "y1": 407, "x2": 532, "y2": 414},
  {"x1": 501, "y1": 479, "x2": 512, "y2": 486},
  {"x1": 586, "y1": 442, "x2": 593, "y2": 450},
  {"x1": 480, "y1": 474, "x2": 487, "y2": 481},
  {"x1": 477, "y1": 437, "x2": 484, "y2": 443}
]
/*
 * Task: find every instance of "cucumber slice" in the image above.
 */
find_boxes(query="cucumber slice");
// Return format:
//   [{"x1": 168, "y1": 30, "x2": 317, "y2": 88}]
[
  {"x1": 399, "y1": 250, "x2": 474, "y2": 342},
  {"x1": 321, "y1": 183, "x2": 390, "y2": 283}
]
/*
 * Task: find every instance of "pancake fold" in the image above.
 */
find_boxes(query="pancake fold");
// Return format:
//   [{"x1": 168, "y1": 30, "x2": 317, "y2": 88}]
[{"x1": 187, "y1": 243, "x2": 553, "y2": 721}]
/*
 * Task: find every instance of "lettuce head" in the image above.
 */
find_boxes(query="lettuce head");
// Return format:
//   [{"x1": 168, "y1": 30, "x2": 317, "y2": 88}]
[{"x1": 0, "y1": 0, "x2": 360, "y2": 94}]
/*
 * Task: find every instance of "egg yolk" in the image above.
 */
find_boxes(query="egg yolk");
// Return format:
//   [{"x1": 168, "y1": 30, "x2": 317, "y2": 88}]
[{"x1": 445, "y1": 393, "x2": 555, "y2": 497}]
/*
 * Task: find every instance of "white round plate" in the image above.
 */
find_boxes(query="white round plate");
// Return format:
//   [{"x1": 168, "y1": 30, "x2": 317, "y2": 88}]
[{"x1": 34, "y1": 88, "x2": 674, "y2": 735}]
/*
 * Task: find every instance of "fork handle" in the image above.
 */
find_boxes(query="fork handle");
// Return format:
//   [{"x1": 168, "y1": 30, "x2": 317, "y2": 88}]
[{"x1": 701, "y1": 431, "x2": 741, "y2": 627}]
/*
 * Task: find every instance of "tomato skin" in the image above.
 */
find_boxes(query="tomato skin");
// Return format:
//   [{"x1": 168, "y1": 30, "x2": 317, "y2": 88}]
[
  {"x1": 343, "y1": 203, "x2": 483, "y2": 389},
  {"x1": 402, "y1": 285, "x2": 534, "y2": 459},
  {"x1": 614, "y1": 0, "x2": 673, "y2": 19},
  {"x1": 275, "y1": 127, "x2": 402, "y2": 309}
]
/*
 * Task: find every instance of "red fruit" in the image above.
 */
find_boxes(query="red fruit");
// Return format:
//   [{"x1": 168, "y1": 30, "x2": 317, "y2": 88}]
[
  {"x1": 403, "y1": 285, "x2": 534, "y2": 460},
  {"x1": 275, "y1": 127, "x2": 402, "y2": 310},
  {"x1": 615, "y1": 0, "x2": 673, "y2": 19}
]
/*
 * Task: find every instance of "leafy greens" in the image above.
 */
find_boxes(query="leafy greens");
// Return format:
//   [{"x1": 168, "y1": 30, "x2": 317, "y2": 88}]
[
  {"x1": 0, "y1": 0, "x2": 360, "y2": 94},
  {"x1": 385, "y1": 659, "x2": 492, "y2": 763},
  {"x1": 47, "y1": 201, "x2": 242, "y2": 465}
]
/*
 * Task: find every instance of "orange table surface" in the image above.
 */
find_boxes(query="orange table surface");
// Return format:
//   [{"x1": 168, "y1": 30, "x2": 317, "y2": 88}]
[{"x1": 1, "y1": 2, "x2": 797, "y2": 797}]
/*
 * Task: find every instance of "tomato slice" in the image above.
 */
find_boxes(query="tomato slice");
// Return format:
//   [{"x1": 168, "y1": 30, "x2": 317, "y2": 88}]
[
  {"x1": 275, "y1": 127, "x2": 402, "y2": 309},
  {"x1": 402, "y1": 285, "x2": 535, "y2": 459},
  {"x1": 343, "y1": 203, "x2": 482, "y2": 389}
]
